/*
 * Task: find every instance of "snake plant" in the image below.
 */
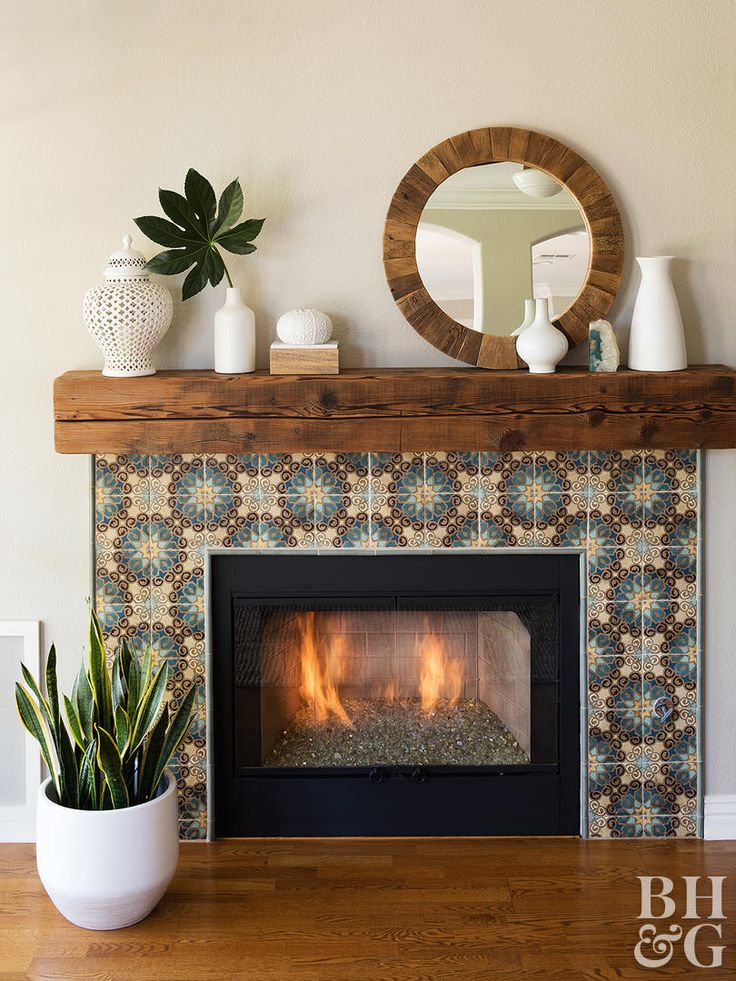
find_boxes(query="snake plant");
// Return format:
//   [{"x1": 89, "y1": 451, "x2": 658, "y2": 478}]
[{"x1": 15, "y1": 609, "x2": 196, "y2": 810}]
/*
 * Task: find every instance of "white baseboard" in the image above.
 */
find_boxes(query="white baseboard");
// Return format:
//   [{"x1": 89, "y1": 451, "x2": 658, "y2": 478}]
[
  {"x1": 704, "y1": 795, "x2": 736, "y2": 840},
  {"x1": 0, "y1": 820, "x2": 35, "y2": 843}
]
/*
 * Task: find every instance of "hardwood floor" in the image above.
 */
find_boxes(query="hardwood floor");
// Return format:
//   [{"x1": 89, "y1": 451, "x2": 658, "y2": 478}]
[{"x1": 2, "y1": 838, "x2": 736, "y2": 980}]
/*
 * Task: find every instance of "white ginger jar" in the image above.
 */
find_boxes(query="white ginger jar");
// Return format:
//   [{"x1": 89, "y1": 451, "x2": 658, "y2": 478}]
[
  {"x1": 276, "y1": 308, "x2": 333, "y2": 345},
  {"x1": 84, "y1": 234, "x2": 173, "y2": 377}
]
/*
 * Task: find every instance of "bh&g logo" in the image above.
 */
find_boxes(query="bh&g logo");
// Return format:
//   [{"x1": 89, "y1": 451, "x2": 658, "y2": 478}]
[{"x1": 635, "y1": 876, "x2": 727, "y2": 970}]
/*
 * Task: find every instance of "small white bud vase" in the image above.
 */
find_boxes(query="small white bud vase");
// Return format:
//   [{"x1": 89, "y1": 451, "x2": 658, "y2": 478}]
[
  {"x1": 515, "y1": 298, "x2": 569, "y2": 373},
  {"x1": 214, "y1": 287, "x2": 256, "y2": 373},
  {"x1": 511, "y1": 298, "x2": 535, "y2": 337},
  {"x1": 628, "y1": 256, "x2": 687, "y2": 372},
  {"x1": 83, "y1": 235, "x2": 173, "y2": 377}
]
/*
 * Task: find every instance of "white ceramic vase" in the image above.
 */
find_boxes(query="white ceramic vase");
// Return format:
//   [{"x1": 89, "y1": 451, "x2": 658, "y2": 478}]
[
  {"x1": 214, "y1": 287, "x2": 256, "y2": 373},
  {"x1": 35, "y1": 772, "x2": 179, "y2": 930},
  {"x1": 628, "y1": 256, "x2": 687, "y2": 372},
  {"x1": 511, "y1": 299, "x2": 535, "y2": 337},
  {"x1": 515, "y1": 298, "x2": 568, "y2": 373}
]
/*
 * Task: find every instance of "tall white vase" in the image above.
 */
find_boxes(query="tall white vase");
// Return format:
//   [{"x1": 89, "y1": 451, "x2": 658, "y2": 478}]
[
  {"x1": 628, "y1": 256, "x2": 687, "y2": 372},
  {"x1": 214, "y1": 287, "x2": 256, "y2": 373},
  {"x1": 511, "y1": 298, "x2": 535, "y2": 337},
  {"x1": 515, "y1": 298, "x2": 568, "y2": 373}
]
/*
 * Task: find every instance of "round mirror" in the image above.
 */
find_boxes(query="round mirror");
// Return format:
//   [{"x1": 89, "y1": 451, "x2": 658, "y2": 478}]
[
  {"x1": 383, "y1": 127, "x2": 624, "y2": 368},
  {"x1": 416, "y1": 163, "x2": 589, "y2": 335}
]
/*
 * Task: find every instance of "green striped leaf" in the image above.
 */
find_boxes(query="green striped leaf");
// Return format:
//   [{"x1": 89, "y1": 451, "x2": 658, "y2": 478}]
[
  {"x1": 75, "y1": 665, "x2": 95, "y2": 742},
  {"x1": 137, "y1": 704, "x2": 169, "y2": 803},
  {"x1": 21, "y1": 662, "x2": 49, "y2": 712},
  {"x1": 63, "y1": 695, "x2": 86, "y2": 751},
  {"x1": 95, "y1": 726, "x2": 129, "y2": 809},
  {"x1": 88, "y1": 609, "x2": 113, "y2": 733},
  {"x1": 118, "y1": 638, "x2": 133, "y2": 688},
  {"x1": 130, "y1": 663, "x2": 168, "y2": 753},
  {"x1": 150, "y1": 685, "x2": 197, "y2": 799},
  {"x1": 127, "y1": 655, "x2": 140, "y2": 721},
  {"x1": 15, "y1": 683, "x2": 59, "y2": 798},
  {"x1": 114, "y1": 706, "x2": 130, "y2": 755},
  {"x1": 78, "y1": 739, "x2": 97, "y2": 810},
  {"x1": 45, "y1": 644, "x2": 60, "y2": 740},
  {"x1": 57, "y1": 719, "x2": 79, "y2": 808},
  {"x1": 111, "y1": 653, "x2": 125, "y2": 711}
]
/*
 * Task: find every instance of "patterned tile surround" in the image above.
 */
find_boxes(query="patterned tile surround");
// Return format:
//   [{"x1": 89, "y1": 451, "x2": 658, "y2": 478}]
[{"x1": 94, "y1": 450, "x2": 700, "y2": 839}]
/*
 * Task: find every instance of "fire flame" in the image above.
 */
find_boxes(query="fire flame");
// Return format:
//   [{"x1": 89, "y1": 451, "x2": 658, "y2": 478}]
[
  {"x1": 418, "y1": 631, "x2": 462, "y2": 712},
  {"x1": 298, "y1": 613, "x2": 353, "y2": 726}
]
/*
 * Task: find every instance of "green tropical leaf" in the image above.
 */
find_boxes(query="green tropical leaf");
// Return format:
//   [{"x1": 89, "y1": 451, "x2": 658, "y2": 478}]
[
  {"x1": 114, "y1": 705, "x2": 130, "y2": 754},
  {"x1": 79, "y1": 739, "x2": 97, "y2": 810},
  {"x1": 127, "y1": 655, "x2": 141, "y2": 722},
  {"x1": 184, "y1": 168, "x2": 217, "y2": 229},
  {"x1": 150, "y1": 685, "x2": 197, "y2": 798},
  {"x1": 205, "y1": 248, "x2": 225, "y2": 287},
  {"x1": 213, "y1": 179, "x2": 243, "y2": 236},
  {"x1": 217, "y1": 218, "x2": 264, "y2": 254},
  {"x1": 45, "y1": 644, "x2": 60, "y2": 739},
  {"x1": 145, "y1": 248, "x2": 202, "y2": 276},
  {"x1": 181, "y1": 256, "x2": 210, "y2": 300},
  {"x1": 95, "y1": 727, "x2": 129, "y2": 809},
  {"x1": 158, "y1": 188, "x2": 204, "y2": 237},
  {"x1": 134, "y1": 215, "x2": 201, "y2": 249},
  {"x1": 130, "y1": 663, "x2": 168, "y2": 753},
  {"x1": 15, "y1": 683, "x2": 59, "y2": 797},
  {"x1": 88, "y1": 610, "x2": 113, "y2": 733},
  {"x1": 118, "y1": 639, "x2": 133, "y2": 686},
  {"x1": 63, "y1": 695, "x2": 86, "y2": 751},
  {"x1": 137, "y1": 704, "x2": 169, "y2": 803}
]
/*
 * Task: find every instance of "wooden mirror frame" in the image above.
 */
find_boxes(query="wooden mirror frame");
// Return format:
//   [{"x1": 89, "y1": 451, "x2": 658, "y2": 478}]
[{"x1": 383, "y1": 127, "x2": 624, "y2": 368}]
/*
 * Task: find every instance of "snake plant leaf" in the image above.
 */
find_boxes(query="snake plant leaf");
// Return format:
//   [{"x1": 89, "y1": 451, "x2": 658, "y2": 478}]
[
  {"x1": 145, "y1": 247, "x2": 205, "y2": 277},
  {"x1": 118, "y1": 638, "x2": 133, "y2": 687},
  {"x1": 45, "y1": 644, "x2": 60, "y2": 739},
  {"x1": 158, "y1": 188, "x2": 203, "y2": 237},
  {"x1": 95, "y1": 726, "x2": 129, "y2": 809},
  {"x1": 184, "y1": 168, "x2": 217, "y2": 229},
  {"x1": 213, "y1": 179, "x2": 243, "y2": 237},
  {"x1": 130, "y1": 663, "x2": 168, "y2": 753},
  {"x1": 88, "y1": 610, "x2": 113, "y2": 733},
  {"x1": 111, "y1": 648, "x2": 128, "y2": 711},
  {"x1": 140, "y1": 646, "x2": 152, "y2": 699},
  {"x1": 150, "y1": 685, "x2": 197, "y2": 798},
  {"x1": 217, "y1": 218, "x2": 265, "y2": 254},
  {"x1": 114, "y1": 705, "x2": 130, "y2": 755},
  {"x1": 75, "y1": 665, "x2": 95, "y2": 742},
  {"x1": 15, "y1": 683, "x2": 60, "y2": 797},
  {"x1": 137, "y1": 703, "x2": 169, "y2": 803},
  {"x1": 182, "y1": 256, "x2": 210, "y2": 301},
  {"x1": 57, "y1": 718, "x2": 79, "y2": 808},
  {"x1": 63, "y1": 695, "x2": 86, "y2": 752},
  {"x1": 133, "y1": 214, "x2": 202, "y2": 249},
  {"x1": 78, "y1": 739, "x2": 97, "y2": 810},
  {"x1": 127, "y1": 654, "x2": 141, "y2": 722},
  {"x1": 21, "y1": 662, "x2": 51, "y2": 718}
]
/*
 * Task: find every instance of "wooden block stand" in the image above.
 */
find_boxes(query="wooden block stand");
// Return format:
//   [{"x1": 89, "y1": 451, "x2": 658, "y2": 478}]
[{"x1": 270, "y1": 342, "x2": 339, "y2": 374}]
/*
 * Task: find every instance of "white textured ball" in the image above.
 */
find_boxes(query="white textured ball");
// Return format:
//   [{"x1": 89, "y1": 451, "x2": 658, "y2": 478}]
[{"x1": 277, "y1": 308, "x2": 333, "y2": 345}]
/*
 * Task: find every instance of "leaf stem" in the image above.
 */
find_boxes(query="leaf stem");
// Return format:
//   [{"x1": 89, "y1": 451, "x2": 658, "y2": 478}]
[{"x1": 221, "y1": 251, "x2": 234, "y2": 288}]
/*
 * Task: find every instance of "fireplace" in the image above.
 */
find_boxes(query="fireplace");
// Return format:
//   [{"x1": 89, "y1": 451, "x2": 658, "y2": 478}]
[{"x1": 211, "y1": 551, "x2": 580, "y2": 836}]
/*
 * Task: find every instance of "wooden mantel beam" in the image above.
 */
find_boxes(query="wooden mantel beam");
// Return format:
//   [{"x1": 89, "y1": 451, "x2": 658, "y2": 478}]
[{"x1": 53, "y1": 366, "x2": 736, "y2": 454}]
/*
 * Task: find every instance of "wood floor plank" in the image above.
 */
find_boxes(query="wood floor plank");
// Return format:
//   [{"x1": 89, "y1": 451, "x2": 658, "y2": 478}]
[{"x1": 3, "y1": 838, "x2": 736, "y2": 979}]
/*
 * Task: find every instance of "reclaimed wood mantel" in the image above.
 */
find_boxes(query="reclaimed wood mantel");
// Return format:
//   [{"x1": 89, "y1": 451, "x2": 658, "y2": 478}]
[{"x1": 53, "y1": 366, "x2": 736, "y2": 454}]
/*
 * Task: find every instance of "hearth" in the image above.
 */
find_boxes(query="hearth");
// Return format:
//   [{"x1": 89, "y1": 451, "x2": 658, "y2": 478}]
[{"x1": 211, "y1": 552, "x2": 580, "y2": 836}]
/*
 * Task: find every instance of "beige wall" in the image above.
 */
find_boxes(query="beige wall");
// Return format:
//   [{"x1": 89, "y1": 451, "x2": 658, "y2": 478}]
[{"x1": 2, "y1": 0, "x2": 735, "y2": 793}]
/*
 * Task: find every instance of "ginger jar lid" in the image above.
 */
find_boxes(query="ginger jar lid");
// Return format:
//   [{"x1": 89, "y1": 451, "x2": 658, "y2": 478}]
[{"x1": 104, "y1": 234, "x2": 149, "y2": 282}]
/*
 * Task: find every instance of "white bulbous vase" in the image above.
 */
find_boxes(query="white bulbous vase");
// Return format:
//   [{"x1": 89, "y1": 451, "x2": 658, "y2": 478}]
[
  {"x1": 628, "y1": 256, "x2": 687, "y2": 372},
  {"x1": 35, "y1": 772, "x2": 179, "y2": 930},
  {"x1": 515, "y1": 298, "x2": 568, "y2": 373},
  {"x1": 511, "y1": 298, "x2": 535, "y2": 338},
  {"x1": 214, "y1": 287, "x2": 256, "y2": 373}
]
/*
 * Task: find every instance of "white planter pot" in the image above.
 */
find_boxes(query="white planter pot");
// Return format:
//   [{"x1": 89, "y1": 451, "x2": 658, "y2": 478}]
[
  {"x1": 628, "y1": 256, "x2": 687, "y2": 371},
  {"x1": 214, "y1": 287, "x2": 256, "y2": 373},
  {"x1": 36, "y1": 771, "x2": 179, "y2": 930}
]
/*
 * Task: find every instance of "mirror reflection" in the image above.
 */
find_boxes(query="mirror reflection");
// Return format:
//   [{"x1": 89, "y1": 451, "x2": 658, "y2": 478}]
[{"x1": 416, "y1": 162, "x2": 589, "y2": 335}]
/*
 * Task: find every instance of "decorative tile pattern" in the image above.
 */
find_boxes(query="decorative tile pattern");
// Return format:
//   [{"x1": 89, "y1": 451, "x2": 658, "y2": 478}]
[{"x1": 95, "y1": 450, "x2": 700, "y2": 840}]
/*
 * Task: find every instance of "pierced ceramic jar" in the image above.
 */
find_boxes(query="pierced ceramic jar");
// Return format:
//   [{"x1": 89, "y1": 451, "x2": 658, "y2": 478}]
[{"x1": 84, "y1": 235, "x2": 173, "y2": 377}]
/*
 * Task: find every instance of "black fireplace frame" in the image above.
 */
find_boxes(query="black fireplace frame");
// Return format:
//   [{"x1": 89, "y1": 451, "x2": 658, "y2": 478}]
[{"x1": 211, "y1": 552, "x2": 581, "y2": 837}]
